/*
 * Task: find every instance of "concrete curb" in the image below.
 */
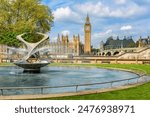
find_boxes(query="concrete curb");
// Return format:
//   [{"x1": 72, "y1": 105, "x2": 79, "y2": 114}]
[{"x1": 0, "y1": 82, "x2": 146, "y2": 100}]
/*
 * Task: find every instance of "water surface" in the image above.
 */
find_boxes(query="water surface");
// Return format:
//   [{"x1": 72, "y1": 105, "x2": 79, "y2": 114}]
[{"x1": 0, "y1": 66, "x2": 139, "y2": 95}]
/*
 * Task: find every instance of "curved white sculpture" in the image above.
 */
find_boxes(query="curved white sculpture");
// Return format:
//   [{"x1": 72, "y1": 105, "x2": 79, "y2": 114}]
[
  {"x1": 14, "y1": 32, "x2": 50, "y2": 73},
  {"x1": 16, "y1": 32, "x2": 49, "y2": 61}
]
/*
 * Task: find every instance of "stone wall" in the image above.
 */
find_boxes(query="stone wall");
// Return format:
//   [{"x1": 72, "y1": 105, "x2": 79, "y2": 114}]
[{"x1": 118, "y1": 47, "x2": 150, "y2": 59}]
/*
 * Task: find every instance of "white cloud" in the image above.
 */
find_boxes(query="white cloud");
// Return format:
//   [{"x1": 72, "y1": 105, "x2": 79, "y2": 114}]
[
  {"x1": 53, "y1": 6, "x2": 81, "y2": 23},
  {"x1": 120, "y1": 25, "x2": 132, "y2": 30},
  {"x1": 93, "y1": 29, "x2": 112, "y2": 41},
  {"x1": 76, "y1": 2, "x2": 109, "y2": 17},
  {"x1": 105, "y1": 29, "x2": 113, "y2": 34},
  {"x1": 75, "y1": 1, "x2": 147, "y2": 18},
  {"x1": 53, "y1": 7, "x2": 71, "y2": 20},
  {"x1": 61, "y1": 30, "x2": 70, "y2": 35},
  {"x1": 113, "y1": 0, "x2": 128, "y2": 5},
  {"x1": 94, "y1": 29, "x2": 112, "y2": 37}
]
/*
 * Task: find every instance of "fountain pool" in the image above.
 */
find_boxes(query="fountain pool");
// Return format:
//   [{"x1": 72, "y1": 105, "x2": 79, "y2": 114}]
[{"x1": 0, "y1": 66, "x2": 140, "y2": 95}]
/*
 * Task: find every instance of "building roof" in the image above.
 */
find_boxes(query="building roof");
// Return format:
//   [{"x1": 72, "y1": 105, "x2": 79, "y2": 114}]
[{"x1": 104, "y1": 36, "x2": 135, "y2": 48}]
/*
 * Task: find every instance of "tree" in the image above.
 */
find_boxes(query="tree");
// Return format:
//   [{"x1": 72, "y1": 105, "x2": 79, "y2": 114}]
[
  {"x1": 0, "y1": 0, "x2": 54, "y2": 46},
  {"x1": 0, "y1": 32, "x2": 21, "y2": 47}
]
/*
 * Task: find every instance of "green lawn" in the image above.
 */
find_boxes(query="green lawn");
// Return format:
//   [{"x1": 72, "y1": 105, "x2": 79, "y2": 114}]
[
  {"x1": 48, "y1": 83, "x2": 150, "y2": 100},
  {"x1": 0, "y1": 62, "x2": 14, "y2": 66},
  {"x1": 47, "y1": 63, "x2": 150, "y2": 100}
]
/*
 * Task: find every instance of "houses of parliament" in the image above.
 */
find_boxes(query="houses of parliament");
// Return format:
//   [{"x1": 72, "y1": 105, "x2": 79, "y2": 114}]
[{"x1": 49, "y1": 15, "x2": 92, "y2": 56}]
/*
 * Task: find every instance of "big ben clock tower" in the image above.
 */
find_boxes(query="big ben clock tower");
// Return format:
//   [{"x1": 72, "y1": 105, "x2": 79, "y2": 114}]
[{"x1": 84, "y1": 14, "x2": 91, "y2": 54}]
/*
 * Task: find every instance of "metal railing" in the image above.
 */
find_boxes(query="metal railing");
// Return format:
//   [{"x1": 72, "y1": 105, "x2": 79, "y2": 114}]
[{"x1": 0, "y1": 75, "x2": 148, "y2": 96}]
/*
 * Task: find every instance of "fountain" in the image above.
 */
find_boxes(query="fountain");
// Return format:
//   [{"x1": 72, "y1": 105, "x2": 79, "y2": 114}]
[{"x1": 13, "y1": 32, "x2": 50, "y2": 73}]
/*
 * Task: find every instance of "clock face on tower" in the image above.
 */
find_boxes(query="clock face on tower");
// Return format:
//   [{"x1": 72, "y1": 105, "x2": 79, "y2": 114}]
[{"x1": 85, "y1": 26, "x2": 90, "y2": 31}]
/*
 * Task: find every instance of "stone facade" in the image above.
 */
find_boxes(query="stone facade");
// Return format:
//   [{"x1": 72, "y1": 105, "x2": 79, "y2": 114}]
[
  {"x1": 0, "y1": 44, "x2": 8, "y2": 62},
  {"x1": 100, "y1": 36, "x2": 136, "y2": 51},
  {"x1": 118, "y1": 46, "x2": 150, "y2": 59},
  {"x1": 137, "y1": 36, "x2": 150, "y2": 47},
  {"x1": 49, "y1": 34, "x2": 84, "y2": 56}
]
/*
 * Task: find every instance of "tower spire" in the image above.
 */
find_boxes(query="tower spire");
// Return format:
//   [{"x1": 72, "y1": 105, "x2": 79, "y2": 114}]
[{"x1": 86, "y1": 14, "x2": 90, "y2": 24}]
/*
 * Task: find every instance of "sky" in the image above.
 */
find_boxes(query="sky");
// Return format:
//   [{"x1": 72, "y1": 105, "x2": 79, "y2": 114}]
[{"x1": 42, "y1": 0, "x2": 150, "y2": 48}]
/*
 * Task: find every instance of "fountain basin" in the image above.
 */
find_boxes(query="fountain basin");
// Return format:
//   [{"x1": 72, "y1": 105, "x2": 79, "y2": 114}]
[
  {"x1": 14, "y1": 62, "x2": 49, "y2": 73},
  {"x1": 0, "y1": 66, "x2": 142, "y2": 95}
]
